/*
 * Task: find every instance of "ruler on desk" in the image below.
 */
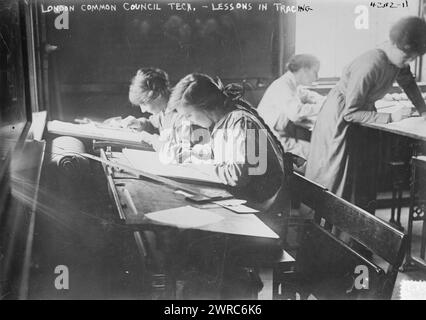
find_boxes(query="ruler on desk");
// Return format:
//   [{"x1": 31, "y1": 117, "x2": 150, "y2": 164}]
[{"x1": 80, "y1": 151, "x2": 232, "y2": 202}]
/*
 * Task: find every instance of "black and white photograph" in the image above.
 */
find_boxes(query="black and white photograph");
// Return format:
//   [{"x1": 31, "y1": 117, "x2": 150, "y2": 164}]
[{"x1": 1, "y1": 0, "x2": 426, "y2": 304}]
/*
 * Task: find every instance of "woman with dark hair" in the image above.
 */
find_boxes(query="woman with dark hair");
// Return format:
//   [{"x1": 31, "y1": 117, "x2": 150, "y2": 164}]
[
  {"x1": 170, "y1": 73, "x2": 291, "y2": 212},
  {"x1": 257, "y1": 54, "x2": 325, "y2": 162},
  {"x1": 169, "y1": 73, "x2": 292, "y2": 298},
  {"x1": 305, "y1": 16, "x2": 426, "y2": 208}
]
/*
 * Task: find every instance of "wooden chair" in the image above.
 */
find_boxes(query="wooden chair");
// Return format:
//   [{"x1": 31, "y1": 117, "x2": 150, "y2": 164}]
[{"x1": 273, "y1": 173, "x2": 407, "y2": 300}]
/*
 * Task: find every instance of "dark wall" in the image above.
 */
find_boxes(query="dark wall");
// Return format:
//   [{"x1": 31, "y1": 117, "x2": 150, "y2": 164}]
[{"x1": 38, "y1": 0, "x2": 288, "y2": 121}]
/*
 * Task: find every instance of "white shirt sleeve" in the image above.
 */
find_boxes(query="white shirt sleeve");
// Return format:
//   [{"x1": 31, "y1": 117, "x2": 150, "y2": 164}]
[
  {"x1": 258, "y1": 76, "x2": 325, "y2": 133},
  {"x1": 258, "y1": 82, "x2": 291, "y2": 133}
]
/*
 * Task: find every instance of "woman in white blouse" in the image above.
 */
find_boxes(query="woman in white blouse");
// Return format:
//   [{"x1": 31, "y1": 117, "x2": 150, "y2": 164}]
[{"x1": 257, "y1": 54, "x2": 325, "y2": 162}]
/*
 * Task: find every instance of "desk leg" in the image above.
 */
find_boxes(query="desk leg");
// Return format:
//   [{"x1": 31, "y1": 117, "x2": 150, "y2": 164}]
[
  {"x1": 404, "y1": 160, "x2": 417, "y2": 271},
  {"x1": 403, "y1": 143, "x2": 426, "y2": 271},
  {"x1": 406, "y1": 202, "x2": 426, "y2": 270},
  {"x1": 420, "y1": 215, "x2": 426, "y2": 260},
  {"x1": 390, "y1": 187, "x2": 397, "y2": 225},
  {"x1": 396, "y1": 187, "x2": 404, "y2": 230},
  {"x1": 136, "y1": 228, "x2": 180, "y2": 299},
  {"x1": 163, "y1": 228, "x2": 181, "y2": 299}
]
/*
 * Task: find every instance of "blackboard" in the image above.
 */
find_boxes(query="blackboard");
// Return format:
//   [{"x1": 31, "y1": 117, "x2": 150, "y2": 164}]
[
  {"x1": 44, "y1": 0, "x2": 280, "y2": 84},
  {"x1": 39, "y1": 0, "x2": 284, "y2": 120}
]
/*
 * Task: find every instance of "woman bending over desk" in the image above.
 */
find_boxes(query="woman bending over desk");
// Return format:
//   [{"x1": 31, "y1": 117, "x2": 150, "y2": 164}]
[
  {"x1": 170, "y1": 73, "x2": 292, "y2": 212},
  {"x1": 168, "y1": 73, "x2": 290, "y2": 298},
  {"x1": 306, "y1": 16, "x2": 426, "y2": 204},
  {"x1": 120, "y1": 68, "x2": 207, "y2": 163}
]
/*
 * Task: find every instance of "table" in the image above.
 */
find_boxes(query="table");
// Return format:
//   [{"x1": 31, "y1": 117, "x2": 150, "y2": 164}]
[
  {"x1": 361, "y1": 117, "x2": 426, "y2": 142},
  {"x1": 101, "y1": 150, "x2": 280, "y2": 237},
  {"x1": 99, "y1": 148, "x2": 289, "y2": 299},
  {"x1": 360, "y1": 116, "x2": 426, "y2": 271}
]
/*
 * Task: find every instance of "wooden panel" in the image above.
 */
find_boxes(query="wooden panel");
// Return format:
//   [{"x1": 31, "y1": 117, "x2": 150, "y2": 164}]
[
  {"x1": 295, "y1": 223, "x2": 386, "y2": 299},
  {"x1": 290, "y1": 172, "x2": 406, "y2": 266},
  {"x1": 289, "y1": 172, "x2": 327, "y2": 209},
  {"x1": 317, "y1": 191, "x2": 406, "y2": 266}
]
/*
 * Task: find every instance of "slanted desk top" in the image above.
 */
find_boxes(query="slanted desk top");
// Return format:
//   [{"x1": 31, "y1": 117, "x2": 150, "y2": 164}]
[
  {"x1": 359, "y1": 101, "x2": 426, "y2": 141},
  {"x1": 47, "y1": 120, "x2": 153, "y2": 149},
  {"x1": 360, "y1": 117, "x2": 426, "y2": 142},
  {"x1": 102, "y1": 150, "x2": 280, "y2": 239}
]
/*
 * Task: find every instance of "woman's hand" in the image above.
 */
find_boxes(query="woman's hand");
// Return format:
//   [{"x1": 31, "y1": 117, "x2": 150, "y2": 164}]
[
  {"x1": 102, "y1": 116, "x2": 124, "y2": 128},
  {"x1": 139, "y1": 131, "x2": 153, "y2": 144},
  {"x1": 139, "y1": 132, "x2": 163, "y2": 151},
  {"x1": 121, "y1": 116, "x2": 149, "y2": 131},
  {"x1": 390, "y1": 107, "x2": 412, "y2": 122}
]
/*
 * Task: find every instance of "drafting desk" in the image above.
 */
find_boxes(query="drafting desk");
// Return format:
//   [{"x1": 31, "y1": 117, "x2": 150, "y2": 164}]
[
  {"x1": 361, "y1": 117, "x2": 426, "y2": 142},
  {"x1": 100, "y1": 149, "x2": 280, "y2": 238},
  {"x1": 99, "y1": 148, "x2": 288, "y2": 298}
]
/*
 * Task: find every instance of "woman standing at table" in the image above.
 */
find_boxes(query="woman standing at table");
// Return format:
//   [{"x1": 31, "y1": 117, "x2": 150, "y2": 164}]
[{"x1": 305, "y1": 17, "x2": 426, "y2": 208}]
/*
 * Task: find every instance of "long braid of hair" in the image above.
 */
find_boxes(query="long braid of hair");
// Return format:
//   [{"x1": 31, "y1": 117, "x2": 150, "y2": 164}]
[{"x1": 219, "y1": 82, "x2": 293, "y2": 178}]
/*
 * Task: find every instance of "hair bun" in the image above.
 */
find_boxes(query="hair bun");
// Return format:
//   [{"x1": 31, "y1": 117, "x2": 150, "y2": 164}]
[{"x1": 223, "y1": 83, "x2": 243, "y2": 101}]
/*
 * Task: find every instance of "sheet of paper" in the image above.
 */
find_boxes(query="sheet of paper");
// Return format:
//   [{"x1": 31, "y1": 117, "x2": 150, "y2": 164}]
[
  {"x1": 389, "y1": 116, "x2": 426, "y2": 128},
  {"x1": 213, "y1": 199, "x2": 259, "y2": 213},
  {"x1": 375, "y1": 100, "x2": 414, "y2": 111},
  {"x1": 225, "y1": 205, "x2": 259, "y2": 213},
  {"x1": 123, "y1": 148, "x2": 222, "y2": 184},
  {"x1": 198, "y1": 213, "x2": 279, "y2": 238},
  {"x1": 214, "y1": 199, "x2": 247, "y2": 206},
  {"x1": 400, "y1": 280, "x2": 426, "y2": 300},
  {"x1": 145, "y1": 206, "x2": 224, "y2": 229},
  {"x1": 386, "y1": 117, "x2": 426, "y2": 140}
]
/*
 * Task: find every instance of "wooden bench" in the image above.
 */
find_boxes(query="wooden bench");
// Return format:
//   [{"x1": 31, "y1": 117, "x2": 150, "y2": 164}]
[{"x1": 273, "y1": 173, "x2": 407, "y2": 300}]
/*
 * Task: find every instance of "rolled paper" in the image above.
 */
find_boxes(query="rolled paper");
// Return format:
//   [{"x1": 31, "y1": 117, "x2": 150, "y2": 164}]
[{"x1": 50, "y1": 136, "x2": 89, "y2": 181}]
